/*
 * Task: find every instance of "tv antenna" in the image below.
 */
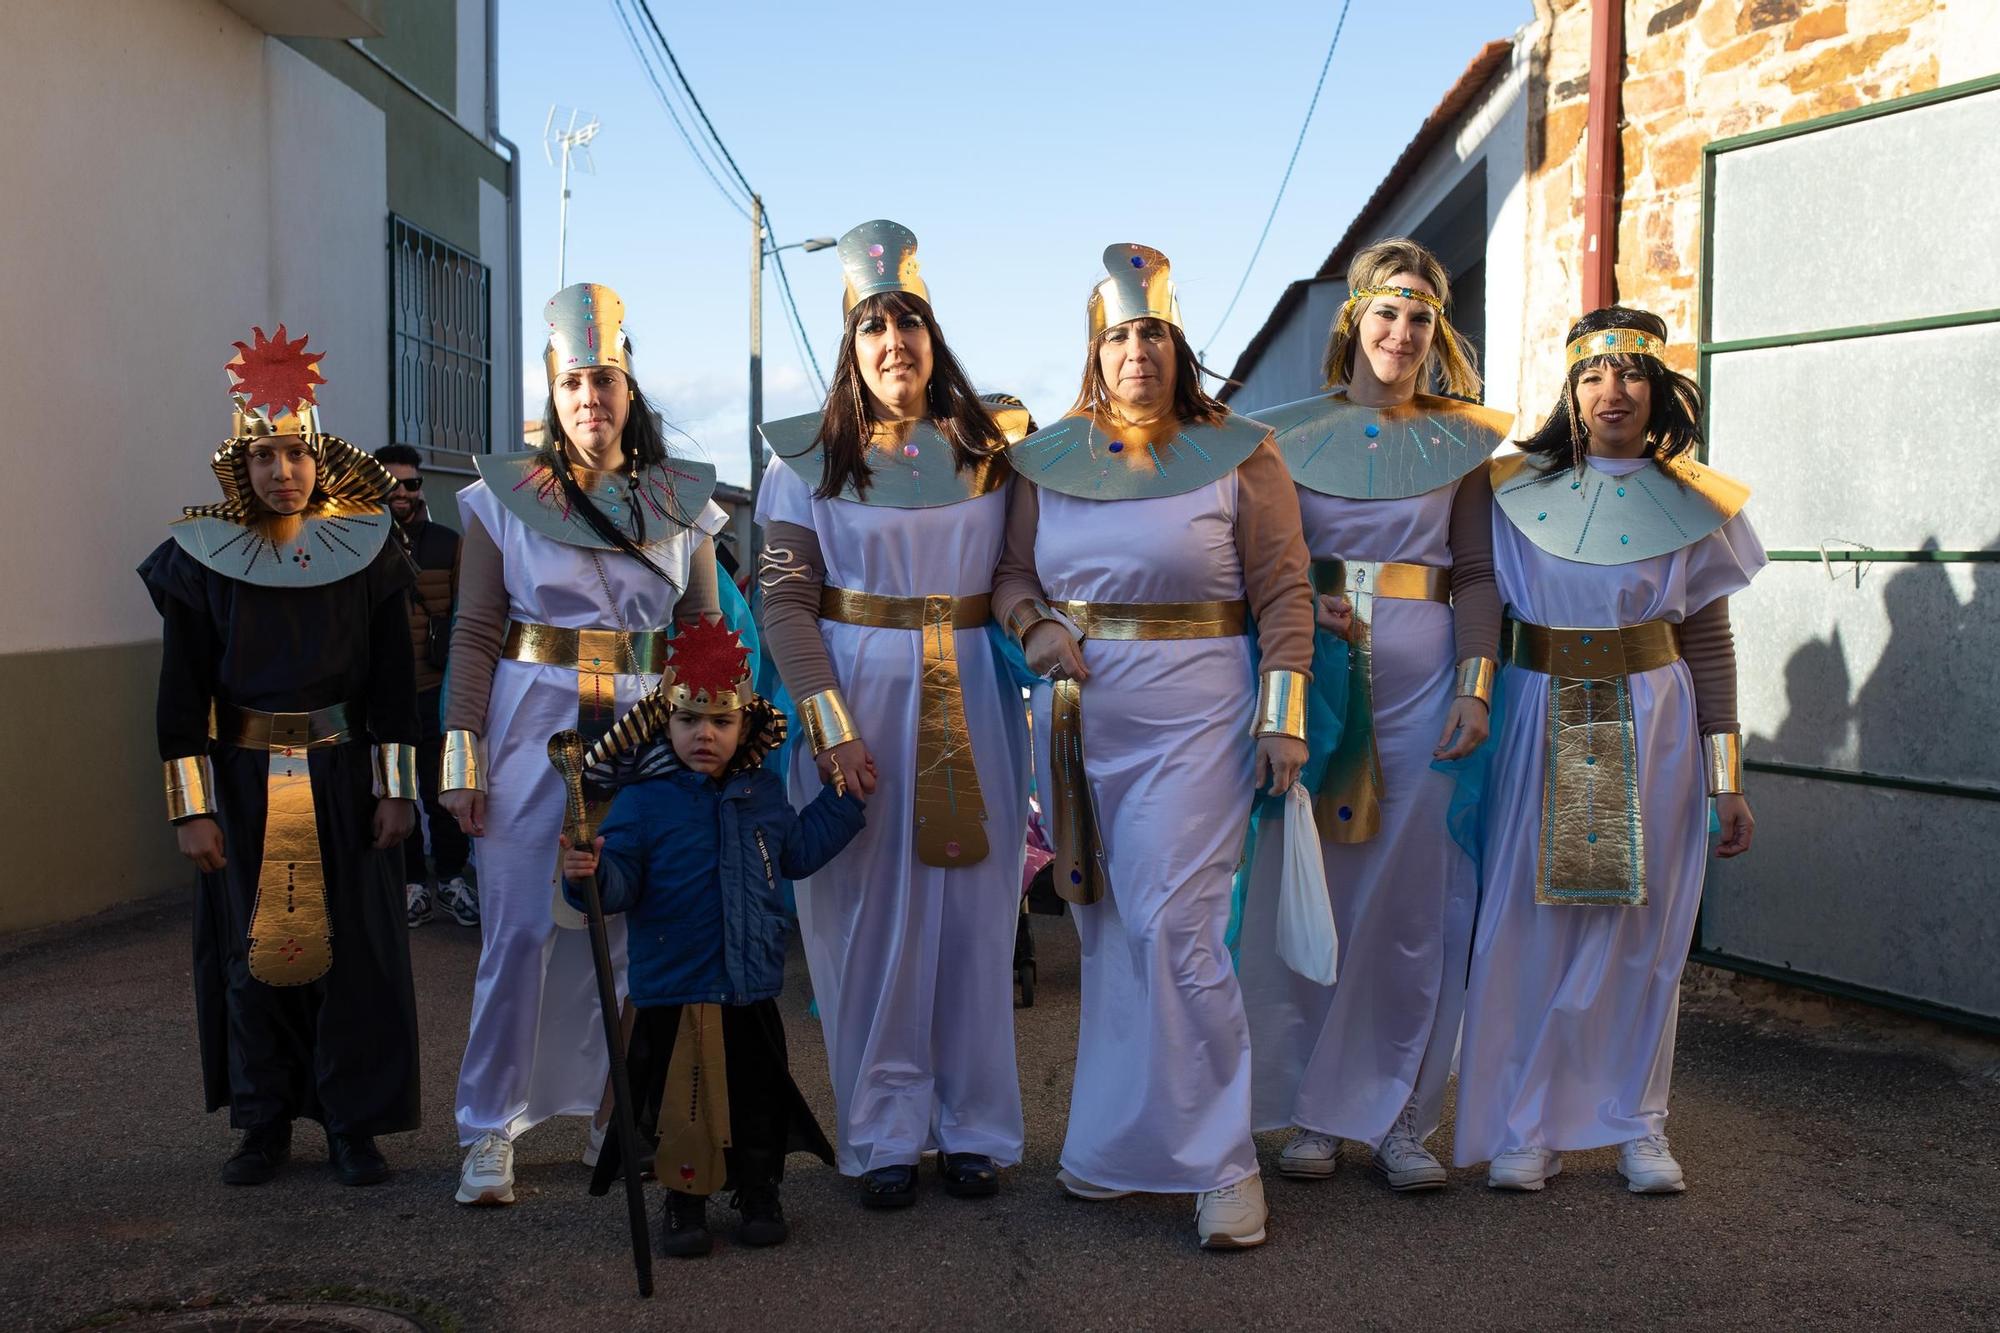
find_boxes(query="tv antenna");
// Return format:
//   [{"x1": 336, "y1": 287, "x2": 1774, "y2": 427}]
[{"x1": 544, "y1": 106, "x2": 602, "y2": 287}]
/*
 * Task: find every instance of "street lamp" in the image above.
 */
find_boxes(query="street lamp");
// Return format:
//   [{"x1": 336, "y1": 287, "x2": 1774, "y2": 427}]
[{"x1": 747, "y1": 193, "x2": 833, "y2": 527}]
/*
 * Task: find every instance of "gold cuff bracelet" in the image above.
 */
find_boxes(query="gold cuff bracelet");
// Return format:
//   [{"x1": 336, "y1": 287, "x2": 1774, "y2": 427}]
[
  {"x1": 1705, "y1": 731, "x2": 1744, "y2": 796},
  {"x1": 1454, "y1": 656, "x2": 1498, "y2": 705},
  {"x1": 441, "y1": 729, "x2": 484, "y2": 793},
  {"x1": 376, "y1": 742, "x2": 419, "y2": 800},
  {"x1": 164, "y1": 755, "x2": 218, "y2": 823},
  {"x1": 1254, "y1": 669, "x2": 1310, "y2": 742},
  {"x1": 799, "y1": 689, "x2": 860, "y2": 755}
]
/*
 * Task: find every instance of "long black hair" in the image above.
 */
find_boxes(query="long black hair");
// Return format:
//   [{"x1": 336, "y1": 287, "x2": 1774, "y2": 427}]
[
  {"x1": 813, "y1": 291, "x2": 1009, "y2": 501},
  {"x1": 537, "y1": 372, "x2": 683, "y2": 583},
  {"x1": 1520, "y1": 306, "x2": 1704, "y2": 472}
]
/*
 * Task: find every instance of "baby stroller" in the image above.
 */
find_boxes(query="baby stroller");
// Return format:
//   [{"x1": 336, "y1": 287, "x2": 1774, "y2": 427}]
[{"x1": 1015, "y1": 797, "x2": 1065, "y2": 1007}]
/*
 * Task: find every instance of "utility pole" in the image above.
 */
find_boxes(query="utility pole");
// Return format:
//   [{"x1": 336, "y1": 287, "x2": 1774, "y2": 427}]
[
  {"x1": 749, "y1": 194, "x2": 765, "y2": 511},
  {"x1": 544, "y1": 106, "x2": 601, "y2": 289}
]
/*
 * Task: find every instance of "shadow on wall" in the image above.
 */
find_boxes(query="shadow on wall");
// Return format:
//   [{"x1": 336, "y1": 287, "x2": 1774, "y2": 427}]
[{"x1": 1755, "y1": 532, "x2": 2000, "y2": 785}]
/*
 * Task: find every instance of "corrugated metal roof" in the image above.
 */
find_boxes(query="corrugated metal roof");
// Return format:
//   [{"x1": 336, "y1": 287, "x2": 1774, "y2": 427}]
[{"x1": 1220, "y1": 38, "x2": 1514, "y2": 401}]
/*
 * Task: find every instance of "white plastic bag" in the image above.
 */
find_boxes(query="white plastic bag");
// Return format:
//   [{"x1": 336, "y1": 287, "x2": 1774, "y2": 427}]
[{"x1": 1276, "y1": 783, "x2": 1338, "y2": 985}]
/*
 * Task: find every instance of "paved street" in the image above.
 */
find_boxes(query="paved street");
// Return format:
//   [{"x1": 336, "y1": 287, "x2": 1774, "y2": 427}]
[{"x1": 5, "y1": 896, "x2": 1997, "y2": 1332}]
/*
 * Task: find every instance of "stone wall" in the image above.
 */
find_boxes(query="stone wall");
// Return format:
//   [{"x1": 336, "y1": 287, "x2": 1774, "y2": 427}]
[{"x1": 1513, "y1": 0, "x2": 1998, "y2": 407}]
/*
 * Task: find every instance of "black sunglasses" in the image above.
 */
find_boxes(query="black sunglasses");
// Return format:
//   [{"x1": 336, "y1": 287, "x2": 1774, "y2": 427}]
[{"x1": 396, "y1": 476, "x2": 424, "y2": 492}]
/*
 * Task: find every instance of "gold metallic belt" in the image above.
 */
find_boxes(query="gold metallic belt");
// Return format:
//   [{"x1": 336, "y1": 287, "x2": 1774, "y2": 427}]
[
  {"x1": 1057, "y1": 597, "x2": 1247, "y2": 641},
  {"x1": 820, "y1": 586, "x2": 992, "y2": 630},
  {"x1": 1505, "y1": 616, "x2": 1682, "y2": 909},
  {"x1": 502, "y1": 620, "x2": 672, "y2": 675},
  {"x1": 210, "y1": 701, "x2": 362, "y2": 988},
  {"x1": 1309, "y1": 558, "x2": 1450, "y2": 845},
  {"x1": 1503, "y1": 618, "x2": 1682, "y2": 679},
  {"x1": 1314, "y1": 558, "x2": 1451, "y2": 604},
  {"x1": 1047, "y1": 596, "x2": 1249, "y2": 906},
  {"x1": 819, "y1": 585, "x2": 996, "y2": 869}
]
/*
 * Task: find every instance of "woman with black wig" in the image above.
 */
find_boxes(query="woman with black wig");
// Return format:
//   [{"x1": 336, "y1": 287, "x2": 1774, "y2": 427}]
[
  {"x1": 754, "y1": 220, "x2": 1032, "y2": 1208},
  {"x1": 1453, "y1": 307, "x2": 1762, "y2": 1195},
  {"x1": 440, "y1": 282, "x2": 727, "y2": 1207}
]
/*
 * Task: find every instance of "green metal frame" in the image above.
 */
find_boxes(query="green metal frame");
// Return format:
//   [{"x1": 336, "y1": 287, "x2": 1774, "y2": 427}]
[{"x1": 1693, "y1": 73, "x2": 2000, "y2": 1032}]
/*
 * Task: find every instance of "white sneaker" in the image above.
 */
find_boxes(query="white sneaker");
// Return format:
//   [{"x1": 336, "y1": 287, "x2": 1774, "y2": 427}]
[
  {"x1": 1056, "y1": 1167, "x2": 1131, "y2": 1201},
  {"x1": 405, "y1": 883, "x2": 433, "y2": 928},
  {"x1": 436, "y1": 875, "x2": 480, "y2": 927},
  {"x1": 1487, "y1": 1146, "x2": 1562, "y2": 1191},
  {"x1": 1196, "y1": 1173, "x2": 1268, "y2": 1250},
  {"x1": 456, "y1": 1131, "x2": 515, "y2": 1205},
  {"x1": 1618, "y1": 1133, "x2": 1687, "y2": 1194},
  {"x1": 1373, "y1": 1100, "x2": 1448, "y2": 1192},
  {"x1": 1277, "y1": 1130, "x2": 1340, "y2": 1179},
  {"x1": 582, "y1": 1119, "x2": 607, "y2": 1168}
]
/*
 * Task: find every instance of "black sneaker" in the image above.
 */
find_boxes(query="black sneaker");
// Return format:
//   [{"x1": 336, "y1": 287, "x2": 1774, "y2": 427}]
[
  {"x1": 733, "y1": 1180, "x2": 789, "y2": 1247},
  {"x1": 661, "y1": 1191, "x2": 713, "y2": 1258},
  {"x1": 939, "y1": 1152, "x2": 1000, "y2": 1198},
  {"x1": 859, "y1": 1163, "x2": 918, "y2": 1209},
  {"x1": 222, "y1": 1123, "x2": 293, "y2": 1186},
  {"x1": 327, "y1": 1131, "x2": 390, "y2": 1186},
  {"x1": 406, "y1": 883, "x2": 434, "y2": 928}
]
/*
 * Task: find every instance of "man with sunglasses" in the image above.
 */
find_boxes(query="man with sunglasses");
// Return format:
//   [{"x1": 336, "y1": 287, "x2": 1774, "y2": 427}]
[{"x1": 375, "y1": 445, "x2": 477, "y2": 928}]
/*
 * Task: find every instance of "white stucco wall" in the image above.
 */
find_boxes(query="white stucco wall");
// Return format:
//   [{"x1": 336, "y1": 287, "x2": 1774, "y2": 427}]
[
  {"x1": 0, "y1": 0, "x2": 386, "y2": 655},
  {"x1": 1225, "y1": 38, "x2": 1531, "y2": 428}
]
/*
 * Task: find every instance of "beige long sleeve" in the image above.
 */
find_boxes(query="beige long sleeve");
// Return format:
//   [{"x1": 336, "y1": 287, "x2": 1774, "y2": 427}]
[
  {"x1": 1233, "y1": 438, "x2": 1316, "y2": 677},
  {"x1": 1446, "y1": 472, "x2": 1502, "y2": 664},
  {"x1": 1679, "y1": 594, "x2": 1739, "y2": 735},
  {"x1": 444, "y1": 522, "x2": 722, "y2": 735},
  {"x1": 444, "y1": 512, "x2": 508, "y2": 733},
  {"x1": 756, "y1": 520, "x2": 839, "y2": 702},
  {"x1": 988, "y1": 478, "x2": 1047, "y2": 635}
]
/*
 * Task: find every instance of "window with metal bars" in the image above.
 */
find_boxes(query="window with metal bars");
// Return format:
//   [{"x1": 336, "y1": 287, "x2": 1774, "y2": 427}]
[{"x1": 389, "y1": 215, "x2": 492, "y2": 455}]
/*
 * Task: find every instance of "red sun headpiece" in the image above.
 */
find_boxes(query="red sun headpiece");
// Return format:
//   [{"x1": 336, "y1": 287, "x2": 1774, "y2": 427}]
[
  {"x1": 665, "y1": 614, "x2": 753, "y2": 714},
  {"x1": 228, "y1": 324, "x2": 327, "y2": 422}
]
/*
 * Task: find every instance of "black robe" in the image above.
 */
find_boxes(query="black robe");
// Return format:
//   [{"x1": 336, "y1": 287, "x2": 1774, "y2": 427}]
[{"x1": 139, "y1": 537, "x2": 422, "y2": 1136}]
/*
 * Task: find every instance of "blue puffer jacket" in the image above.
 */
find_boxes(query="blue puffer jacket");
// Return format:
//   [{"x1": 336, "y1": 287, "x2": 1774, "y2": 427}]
[{"x1": 563, "y1": 764, "x2": 865, "y2": 1007}]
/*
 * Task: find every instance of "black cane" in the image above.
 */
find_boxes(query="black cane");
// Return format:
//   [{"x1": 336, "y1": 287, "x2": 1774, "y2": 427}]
[{"x1": 548, "y1": 729, "x2": 654, "y2": 1299}]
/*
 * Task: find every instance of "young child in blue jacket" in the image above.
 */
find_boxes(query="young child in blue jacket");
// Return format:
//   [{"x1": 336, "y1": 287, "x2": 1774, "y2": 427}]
[{"x1": 560, "y1": 615, "x2": 864, "y2": 1258}]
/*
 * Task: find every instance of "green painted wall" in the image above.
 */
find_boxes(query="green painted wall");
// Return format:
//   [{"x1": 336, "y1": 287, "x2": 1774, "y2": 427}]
[
  {"x1": 283, "y1": 36, "x2": 505, "y2": 255},
  {"x1": 0, "y1": 640, "x2": 186, "y2": 932},
  {"x1": 360, "y1": 0, "x2": 456, "y2": 110}
]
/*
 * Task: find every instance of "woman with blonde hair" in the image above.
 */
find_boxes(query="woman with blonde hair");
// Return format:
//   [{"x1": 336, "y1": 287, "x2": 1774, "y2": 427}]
[
  {"x1": 992, "y1": 243, "x2": 1314, "y2": 1249},
  {"x1": 1236, "y1": 237, "x2": 1509, "y2": 1192}
]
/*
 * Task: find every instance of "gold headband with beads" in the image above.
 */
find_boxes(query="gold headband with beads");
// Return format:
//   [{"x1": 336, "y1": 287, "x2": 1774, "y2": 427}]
[
  {"x1": 1346, "y1": 284, "x2": 1444, "y2": 312},
  {"x1": 1566, "y1": 326, "x2": 1666, "y2": 367}
]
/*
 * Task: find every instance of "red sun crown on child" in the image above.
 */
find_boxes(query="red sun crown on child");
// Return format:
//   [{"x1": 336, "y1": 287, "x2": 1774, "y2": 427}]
[
  {"x1": 669, "y1": 614, "x2": 752, "y2": 698},
  {"x1": 228, "y1": 324, "x2": 327, "y2": 416}
]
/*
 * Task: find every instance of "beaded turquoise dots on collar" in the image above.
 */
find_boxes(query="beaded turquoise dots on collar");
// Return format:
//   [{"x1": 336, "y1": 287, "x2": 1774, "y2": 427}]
[{"x1": 1565, "y1": 326, "x2": 1666, "y2": 368}]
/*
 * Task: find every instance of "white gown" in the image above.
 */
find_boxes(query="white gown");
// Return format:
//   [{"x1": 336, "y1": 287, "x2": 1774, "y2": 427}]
[
  {"x1": 1453, "y1": 455, "x2": 1765, "y2": 1165},
  {"x1": 1029, "y1": 480, "x2": 1260, "y2": 1195},
  {"x1": 756, "y1": 460, "x2": 1029, "y2": 1174},
  {"x1": 452, "y1": 481, "x2": 727, "y2": 1146},
  {"x1": 1238, "y1": 481, "x2": 1477, "y2": 1146}
]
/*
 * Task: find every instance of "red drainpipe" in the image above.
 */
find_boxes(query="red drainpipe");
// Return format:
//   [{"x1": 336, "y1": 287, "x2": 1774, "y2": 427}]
[{"x1": 1582, "y1": 0, "x2": 1625, "y2": 312}]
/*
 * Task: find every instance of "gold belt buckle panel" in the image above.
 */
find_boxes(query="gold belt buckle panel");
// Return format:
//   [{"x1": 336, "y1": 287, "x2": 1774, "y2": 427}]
[
  {"x1": 573, "y1": 628, "x2": 620, "y2": 674},
  {"x1": 267, "y1": 711, "x2": 313, "y2": 749},
  {"x1": 1542, "y1": 627, "x2": 1631, "y2": 680}
]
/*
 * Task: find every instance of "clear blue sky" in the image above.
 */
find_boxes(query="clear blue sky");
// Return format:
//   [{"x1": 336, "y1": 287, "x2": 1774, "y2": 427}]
[{"x1": 499, "y1": 0, "x2": 1535, "y2": 485}]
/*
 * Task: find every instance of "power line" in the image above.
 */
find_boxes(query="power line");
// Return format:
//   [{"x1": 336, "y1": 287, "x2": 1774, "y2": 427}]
[
  {"x1": 615, "y1": 0, "x2": 828, "y2": 395},
  {"x1": 608, "y1": 0, "x2": 750, "y2": 219},
  {"x1": 1199, "y1": 0, "x2": 1355, "y2": 361},
  {"x1": 630, "y1": 0, "x2": 756, "y2": 199}
]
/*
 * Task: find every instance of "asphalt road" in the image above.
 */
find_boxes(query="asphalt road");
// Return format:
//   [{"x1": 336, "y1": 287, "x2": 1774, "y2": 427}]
[{"x1": 4, "y1": 896, "x2": 1996, "y2": 1332}]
